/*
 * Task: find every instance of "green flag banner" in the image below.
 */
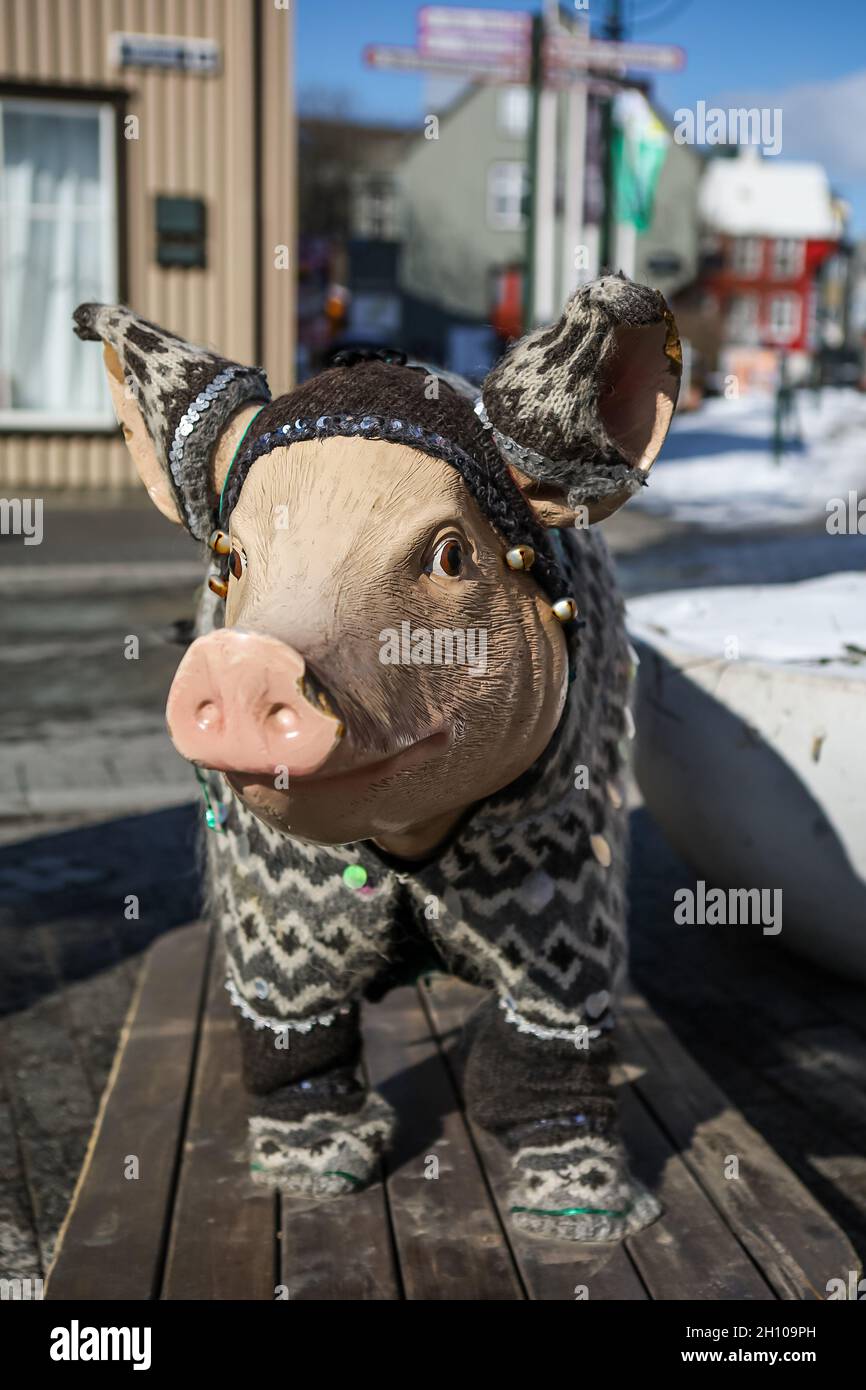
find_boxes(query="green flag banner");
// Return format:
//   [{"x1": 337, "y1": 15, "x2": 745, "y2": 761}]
[{"x1": 612, "y1": 91, "x2": 670, "y2": 232}]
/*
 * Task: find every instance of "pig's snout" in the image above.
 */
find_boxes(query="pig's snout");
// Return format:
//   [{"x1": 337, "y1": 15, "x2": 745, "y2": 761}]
[{"x1": 166, "y1": 628, "x2": 343, "y2": 776}]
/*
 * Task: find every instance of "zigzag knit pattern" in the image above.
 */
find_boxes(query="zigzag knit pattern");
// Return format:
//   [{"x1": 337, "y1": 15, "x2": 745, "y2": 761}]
[
  {"x1": 249, "y1": 1094, "x2": 395, "y2": 1196},
  {"x1": 509, "y1": 1129, "x2": 662, "y2": 1242}
]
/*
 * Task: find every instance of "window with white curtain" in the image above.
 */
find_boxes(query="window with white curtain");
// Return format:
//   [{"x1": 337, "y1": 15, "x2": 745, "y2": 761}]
[{"x1": 0, "y1": 98, "x2": 118, "y2": 429}]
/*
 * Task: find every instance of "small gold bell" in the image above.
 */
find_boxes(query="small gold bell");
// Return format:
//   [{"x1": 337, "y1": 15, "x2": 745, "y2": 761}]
[
  {"x1": 208, "y1": 574, "x2": 229, "y2": 599},
  {"x1": 208, "y1": 528, "x2": 231, "y2": 555},
  {"x1": 552, "y1": 597, "x2": 578, "y2": 623},
  {"x1": 505, "y1": 545, "x2": 535, "y2": 572}
]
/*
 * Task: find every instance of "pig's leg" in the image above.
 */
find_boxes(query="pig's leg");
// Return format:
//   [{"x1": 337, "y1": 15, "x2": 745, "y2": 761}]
[
  {"x1": 236, "y1": 1005, "x2": 393, "y2": 1197},
  {"x1": 462, "y1": 997, "x2": 660, "y2": 1242}
]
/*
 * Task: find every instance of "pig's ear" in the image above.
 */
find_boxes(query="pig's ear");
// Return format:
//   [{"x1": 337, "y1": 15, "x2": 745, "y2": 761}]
[
  {"x1": 73, "y1": 304, "x2": 270, "y2": 541},
  {"x1": 478, "y1": 273, "x2": 681, "y2": 526}
]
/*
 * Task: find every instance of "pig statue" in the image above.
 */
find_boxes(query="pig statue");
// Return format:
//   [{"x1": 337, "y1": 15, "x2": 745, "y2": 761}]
[{"x1": 73, "y1": 274, "x2": 680, "y2": 1243}]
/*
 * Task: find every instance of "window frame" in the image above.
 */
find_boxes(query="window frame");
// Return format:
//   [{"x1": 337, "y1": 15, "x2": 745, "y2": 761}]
[
  {"x1": 729, "y1": 236, "x2": 763, "y2": 277},
  {"x1": 771, "y1": 237, "x2": 804, "y2": 280},
  {"x1": 487, "y1": 159, "x2": 528, "y2": 232},
  {"x1": 725, "y1": 292, "x2": 761, "y2": 344},
  {"x1": 497, "y1": 86, "x2": 531, "y2": 140},
  {"x1": 0, "y1": 89, "x2": 123, "y2": 432},
  {"x1": 766, "y1": 292, "x2": 801, "y2": 344}
]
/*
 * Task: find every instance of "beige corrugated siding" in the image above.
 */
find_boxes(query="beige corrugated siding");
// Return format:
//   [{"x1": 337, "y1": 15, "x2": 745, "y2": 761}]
[{"x1": 0, "y1": 0, "x2": 295, "y2": 491}]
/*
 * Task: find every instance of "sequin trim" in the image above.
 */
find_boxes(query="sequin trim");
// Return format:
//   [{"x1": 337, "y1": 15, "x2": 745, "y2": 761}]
[
  {"x1": 224, "y1": 975, "x2": 353, "y2": 1033},
  {"x1": 511, "y1": 1201, "x2": 632, "y2": 1219},
  {"x1": 474, "y1": 397, "x2": 559, "y2": 477},
  {"x1": 167, "y1": 365, "x2": 269, "y2": 517},
  {"x1": 475, "y1": 397, "x2": 645, "y2": 503},
  {"x1": 235, "y1": 412, "x2": 488, "y2": 490},
  {"x1": 498, "y1": 993, "x2": 605, "y2": 1044}
]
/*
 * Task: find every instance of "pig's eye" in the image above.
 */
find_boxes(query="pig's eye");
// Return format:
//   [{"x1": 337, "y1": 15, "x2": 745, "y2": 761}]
[
  {"x1": 429, "y1": 537, "x2": 464, "y2": 578},
  {"x1": 228, "y1": 546, "x2": 247, "y2": 580}
]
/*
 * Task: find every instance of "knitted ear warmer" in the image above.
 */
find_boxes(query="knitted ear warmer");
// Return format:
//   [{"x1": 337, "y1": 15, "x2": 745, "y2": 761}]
[
  {"x1": 479, "y1": 273, "x2": 681, "y2": 511},
  {"x1": 217, "y1": 357, "x2": 577, "y2": 607},
  {"x1": 73, "y1": 303, "x2": 271, "y2": 541}
]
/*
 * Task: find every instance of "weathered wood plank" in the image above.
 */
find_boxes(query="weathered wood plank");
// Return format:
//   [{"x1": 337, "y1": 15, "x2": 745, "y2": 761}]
[
  {"x1": 280, "y1": 1024, "x2": 400, "y2": 1303},
  {"x1": 766, "y1": 1025, "x2": 866, "y2": 1152},
  {"x1": 621, "y1": 990, "x2": 861, "y2": 1301},
  {"x1": 46, "y1": 922, "x2": 210, "y2": 1300},
  {"x1": 633, "y1": 929, "x2": 866, "y2": 1257},
  {"x1": 161, "y1": 943, "x2": 278, "y2": 1300},
  {"x1": 617, "y1": 1079, "x2": 775, "y2": 1300},
  {"x1": 279, "y1": 1179, "x2": 400, "y2": 1301},
  {"x1": 363, "y1": 986, "x2": 524, "y2": 1301},
  {"x1": 421, "y1": 977, "x2": 648, "y2": 1301}
]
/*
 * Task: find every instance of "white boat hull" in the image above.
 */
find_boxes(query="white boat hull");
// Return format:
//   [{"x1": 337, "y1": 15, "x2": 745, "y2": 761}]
[{"x1": 628, "y1": 578, "x2": 866, "y2": 983}]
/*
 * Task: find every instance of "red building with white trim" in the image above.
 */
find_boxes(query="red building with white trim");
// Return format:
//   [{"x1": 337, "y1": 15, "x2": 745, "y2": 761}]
[{"x1": 698, "y1": 149, "x2": 844, "y2": 377}]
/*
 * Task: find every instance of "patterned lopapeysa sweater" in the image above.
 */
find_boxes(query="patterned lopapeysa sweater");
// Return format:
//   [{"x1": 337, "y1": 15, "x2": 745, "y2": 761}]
[{"x1": 199, "y1": 524, "x2": 634, "y2": 1045}]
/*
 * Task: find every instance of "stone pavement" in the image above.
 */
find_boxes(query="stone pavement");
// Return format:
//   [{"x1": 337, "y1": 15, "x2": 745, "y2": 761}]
[{"x1": 0, "y1": 733, "x2": 194, "y2": 819}]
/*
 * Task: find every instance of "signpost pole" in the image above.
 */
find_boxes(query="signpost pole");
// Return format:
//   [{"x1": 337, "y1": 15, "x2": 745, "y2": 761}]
[
  {"x1": 523, "y1": 11, "x2": 544, "y2": 331},
  {"x1": 533, "y1": 87, "x2": 558, "y2": 325},
  {"x1": 562, "y1": 77, "x2": 588, "y2": 297},
  {"x1": 600, "y1": 0, "x2": 624, "y2": 270}
]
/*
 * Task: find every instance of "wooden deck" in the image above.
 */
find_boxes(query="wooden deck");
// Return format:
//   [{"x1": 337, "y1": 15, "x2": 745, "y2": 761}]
[{"x1": 46, "y1": 920, "x2": 860, "y2": 1301}]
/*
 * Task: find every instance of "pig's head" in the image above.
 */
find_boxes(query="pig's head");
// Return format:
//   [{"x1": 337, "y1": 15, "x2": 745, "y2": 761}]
[{"x1": 75, "y1": 277, "x2": 680, "y2": 857}]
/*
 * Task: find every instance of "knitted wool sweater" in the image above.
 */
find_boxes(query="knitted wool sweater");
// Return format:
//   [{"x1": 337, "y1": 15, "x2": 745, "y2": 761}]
[{"x1": 201, "y1": 522, "x2": 633, "y2": 1045}]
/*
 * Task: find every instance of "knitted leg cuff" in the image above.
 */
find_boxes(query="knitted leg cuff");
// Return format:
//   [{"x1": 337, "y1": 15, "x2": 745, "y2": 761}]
[
  {"x1": 508, "y1": 1130, "x2": 661, "y2": 1243},
  {"x1": 255, "y1": 1066, "x2": 367, "y2": 1124},
  {"x1": 463, "y1": 994, "x2": 619, "y2": 1138},
  {"x1": 249, "y1": 1092, "x2": 395, "y2": 1197}
]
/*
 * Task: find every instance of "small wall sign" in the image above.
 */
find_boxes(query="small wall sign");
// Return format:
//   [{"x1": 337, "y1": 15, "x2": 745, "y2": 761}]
[{"x1": 109, "y1": 32, "x2": 221, "y2": 75}]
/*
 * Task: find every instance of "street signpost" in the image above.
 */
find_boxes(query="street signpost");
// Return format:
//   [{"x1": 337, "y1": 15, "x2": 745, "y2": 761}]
[
  {"x1": 365, "y1": 7, "x2": 686, "y2": 327},
  {"x1": 367, "y1": 17, "x2": 685, "y2": 87}
]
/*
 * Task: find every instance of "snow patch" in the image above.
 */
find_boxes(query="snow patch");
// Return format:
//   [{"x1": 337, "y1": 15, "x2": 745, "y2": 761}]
[
  {"x1": 634, "y1": 388, "x2": 866, "y2": 531},
  {"x1": 627, "y1": 571, "x2": 866, "y2": 672}
]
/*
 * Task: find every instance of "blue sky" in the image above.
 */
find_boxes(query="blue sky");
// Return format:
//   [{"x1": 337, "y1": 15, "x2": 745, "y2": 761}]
[{"x1": 296, "y1": 0, "x2": 866, "y2": 234}]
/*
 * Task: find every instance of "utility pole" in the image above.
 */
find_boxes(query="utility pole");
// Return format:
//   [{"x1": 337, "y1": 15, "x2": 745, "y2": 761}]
[{"x1": 600, "y1": 0, "x2": 624, "y2": 270}]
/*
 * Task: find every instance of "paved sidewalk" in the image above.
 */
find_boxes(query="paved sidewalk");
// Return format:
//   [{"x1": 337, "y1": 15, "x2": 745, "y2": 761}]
[{"x1": 0, "y1": 734, "x2": 195, "y2": 818}]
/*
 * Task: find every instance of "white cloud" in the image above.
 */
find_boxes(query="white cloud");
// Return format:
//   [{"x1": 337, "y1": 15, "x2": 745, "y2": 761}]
[{"x1": 716, "y1": 67, "x2": 866, "y2": 180}]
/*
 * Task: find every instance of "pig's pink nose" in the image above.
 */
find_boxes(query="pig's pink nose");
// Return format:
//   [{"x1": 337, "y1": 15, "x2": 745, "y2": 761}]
[{"x1": 166, "y1": 628, "x2": 343, "y2": 776}]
